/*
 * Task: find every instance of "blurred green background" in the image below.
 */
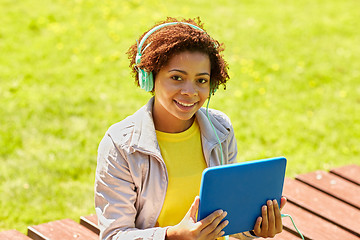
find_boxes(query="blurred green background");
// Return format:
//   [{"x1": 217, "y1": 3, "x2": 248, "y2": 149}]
[{"x1": 0, "y1": 0, "x2": 359, "y2": 233}]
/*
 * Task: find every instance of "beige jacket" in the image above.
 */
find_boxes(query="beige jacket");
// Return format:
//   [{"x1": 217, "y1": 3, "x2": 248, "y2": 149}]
[{"x1": 95, "y1": 98, "x2": 256, "y2": 240}]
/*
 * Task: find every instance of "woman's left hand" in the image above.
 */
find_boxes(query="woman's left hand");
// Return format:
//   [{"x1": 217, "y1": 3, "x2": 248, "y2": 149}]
[{"x1": 253, "y1": 196, "x2": 287, "y2": 238}]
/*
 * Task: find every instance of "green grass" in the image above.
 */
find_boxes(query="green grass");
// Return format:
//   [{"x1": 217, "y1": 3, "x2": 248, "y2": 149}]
[{"x1": 1, "y1": 0, "x2": 359, "y2": 233}]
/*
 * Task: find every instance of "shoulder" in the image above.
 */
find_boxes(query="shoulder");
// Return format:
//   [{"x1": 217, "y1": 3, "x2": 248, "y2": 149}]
[
  {"x1": 106, "y1": 98, "x2": 153, "y2": 137},
  {"x1": 105, "y1": 106, "x2": 144, "y2": 147},
  {"x1": 107, "y1": 114, "x2": 136, "y2": 138},
  {"x1": 97, "y1": 113, "x2": 137, "y2": 157},
  {"x1": 199, "y1": 108, "x2": 233, "y2": 131},
  {"x1": 101, "y1": 98, "x2": 154, "y2": 151}
]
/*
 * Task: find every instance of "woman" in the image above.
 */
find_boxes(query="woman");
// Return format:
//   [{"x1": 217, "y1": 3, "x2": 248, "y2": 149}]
[{"x1": 95, "y1": 17, "x2": 286, "y2": 240}]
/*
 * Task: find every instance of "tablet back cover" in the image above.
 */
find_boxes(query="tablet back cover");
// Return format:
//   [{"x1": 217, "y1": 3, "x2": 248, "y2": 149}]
[{"x1": 197, "y1": 157, "x2": 287, "y2": 236}]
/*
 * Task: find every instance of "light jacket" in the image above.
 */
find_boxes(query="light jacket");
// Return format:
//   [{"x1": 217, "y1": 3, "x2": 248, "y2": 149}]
[{"x1": 95, "y1": 98, "x2": 256, "y2": 240}]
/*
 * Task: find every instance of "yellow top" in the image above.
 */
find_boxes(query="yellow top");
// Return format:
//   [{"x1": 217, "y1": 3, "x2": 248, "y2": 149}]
[{"x1": 155, "y1": 119, "x2": 207, "y2": 227}]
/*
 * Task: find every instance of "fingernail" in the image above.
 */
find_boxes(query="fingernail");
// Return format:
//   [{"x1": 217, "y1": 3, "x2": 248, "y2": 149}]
[
  {"x1": 274, "y1": 199, "x2": 278, "y2": 205},
  {"x1": 268, "y1": 200, "x2": 272, "y2": 206},
  {"x1": 220, "y1": 231, "x2": 225, "y2": 236},
  {"x1": 224, "y1": 220, "x2": 229, "y2": 225}
]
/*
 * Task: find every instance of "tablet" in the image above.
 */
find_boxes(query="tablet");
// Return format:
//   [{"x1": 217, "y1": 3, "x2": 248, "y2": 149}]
[{"x1": 197, "y1": 156, "x2": 287, "y2": 236}]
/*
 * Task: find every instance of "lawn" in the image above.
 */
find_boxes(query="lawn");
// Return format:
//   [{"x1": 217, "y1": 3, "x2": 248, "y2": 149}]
[{"x1": 0, "y1": 0, "x2": 359, "y2": 233}]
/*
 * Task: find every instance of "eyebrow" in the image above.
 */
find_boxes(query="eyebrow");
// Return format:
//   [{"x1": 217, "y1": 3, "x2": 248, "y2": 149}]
[{"x1": 169, "y1": 69, "x2": 210, "y2": 76}]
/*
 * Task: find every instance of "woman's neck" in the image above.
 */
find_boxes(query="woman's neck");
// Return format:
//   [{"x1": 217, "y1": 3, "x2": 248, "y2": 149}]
[{"x1": 153, "y1": 111, "x2": 195, "y2": 133}]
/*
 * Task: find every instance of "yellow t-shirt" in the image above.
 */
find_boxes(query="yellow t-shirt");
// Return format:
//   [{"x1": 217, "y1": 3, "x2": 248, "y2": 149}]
[{"x1": 155, "y1": 119, "x2": 207, "y2": 227}]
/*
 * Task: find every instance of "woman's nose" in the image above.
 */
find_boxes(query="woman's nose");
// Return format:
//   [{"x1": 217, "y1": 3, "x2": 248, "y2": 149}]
[{"x1": 181, "y1": 81, "x2": 198, "y2": 96}]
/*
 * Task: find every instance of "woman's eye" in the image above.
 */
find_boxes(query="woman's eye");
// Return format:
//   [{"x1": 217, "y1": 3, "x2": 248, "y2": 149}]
[
  {"x1": 198, "y1": 78, "x2": 209, "y2": 84},
  {"x1": 171, "y1": 76, "x2": 182, "y2": 81}
]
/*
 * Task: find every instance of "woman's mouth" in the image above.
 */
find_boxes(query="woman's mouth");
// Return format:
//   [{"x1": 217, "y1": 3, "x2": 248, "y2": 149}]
[{"x1": 174, "y1": 100, "x2": 197, "y2": 110}]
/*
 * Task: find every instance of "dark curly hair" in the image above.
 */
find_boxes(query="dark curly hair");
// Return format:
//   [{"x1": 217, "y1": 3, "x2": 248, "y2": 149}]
[{"x1": 127, "y1": 17, "x2": 229, "y2": 92}]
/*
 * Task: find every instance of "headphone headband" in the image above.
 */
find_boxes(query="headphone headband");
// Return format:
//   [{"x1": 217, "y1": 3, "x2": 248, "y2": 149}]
[{"x1": 137, "y1": 22, "x2": 204, "y2": 59}]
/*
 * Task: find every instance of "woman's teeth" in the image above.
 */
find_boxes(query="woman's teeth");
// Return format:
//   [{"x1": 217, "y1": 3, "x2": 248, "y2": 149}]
[{"x1": 176, "y1": 101, "x2": 194, "y2": 107}]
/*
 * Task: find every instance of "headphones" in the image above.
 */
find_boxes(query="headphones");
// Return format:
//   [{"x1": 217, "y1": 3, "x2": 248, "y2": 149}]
[{"x1": 135, "y1": 22, "x2": 217, "y2": 94}]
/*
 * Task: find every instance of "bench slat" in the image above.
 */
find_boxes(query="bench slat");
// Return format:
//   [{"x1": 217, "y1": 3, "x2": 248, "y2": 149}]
[
  {"x1": 283, "y1": 178, "x2": 360, "y2": 236},
  {"x1": 330, "y1": 164, "x2": 360, "y2": 185},
  {"x1": 27, "y1": 219, "x2": 98, "y2": 240},
  {"x1": 295, "y1": 170, "x2": 360, "y2": 209},
  {"x1": 0, "y1": 230, "x2": 32, "y2": 240},
  {"x1": 280, "y1": 202, "x2": 359, "y2": 240},
  {"x1": 80, "y1": 215, "x2": 99, "y2": 235}
]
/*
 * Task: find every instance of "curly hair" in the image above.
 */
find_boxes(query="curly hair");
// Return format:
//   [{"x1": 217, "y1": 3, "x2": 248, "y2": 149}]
[{"x1": 127, "y1": 17, "x2": 229, "y2": 92}]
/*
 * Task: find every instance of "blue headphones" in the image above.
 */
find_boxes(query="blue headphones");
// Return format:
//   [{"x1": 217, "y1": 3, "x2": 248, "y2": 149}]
[{"x1": 135, "y1": 22, "x2": 217, "y2": 94}]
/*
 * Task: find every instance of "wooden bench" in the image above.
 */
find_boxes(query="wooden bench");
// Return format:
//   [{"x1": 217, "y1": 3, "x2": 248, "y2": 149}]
[
  {"x1": 280, "y1": 164, "x2": 360, "y2": 240},
  {"x1": 0, "y1": 229, "x2": 33, "y2": 240},
  {"x1": 1, "y1": 164, "x2": 359, "y2": 239}
]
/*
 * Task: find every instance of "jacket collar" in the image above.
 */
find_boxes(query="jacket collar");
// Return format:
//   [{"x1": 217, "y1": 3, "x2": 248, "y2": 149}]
[
  {"x1": 129, "y1": 97, "x2": 161, "y2": 158},
  {"x1": 196, "y1": 107, "x2": 229, "y2": 146}
]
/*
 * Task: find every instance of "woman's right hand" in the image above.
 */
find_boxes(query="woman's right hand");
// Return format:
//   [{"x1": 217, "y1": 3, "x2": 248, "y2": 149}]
[{"x1": 166, "y1": 196, "x2": 228, "y2": 240}]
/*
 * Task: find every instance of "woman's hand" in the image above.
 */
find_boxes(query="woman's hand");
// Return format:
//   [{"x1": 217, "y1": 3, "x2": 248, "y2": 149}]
[
  {"x1": 253, "y1": 196, "x2": 287, "y2": 238},
  {"x1": 166, "y1": 196, "x2": 228, "y2": 240}
]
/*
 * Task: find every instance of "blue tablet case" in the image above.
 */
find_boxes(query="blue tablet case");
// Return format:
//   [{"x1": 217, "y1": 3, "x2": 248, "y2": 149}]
[{"x1": 197, "y1": 156, "x2": 287, "y2": 236}]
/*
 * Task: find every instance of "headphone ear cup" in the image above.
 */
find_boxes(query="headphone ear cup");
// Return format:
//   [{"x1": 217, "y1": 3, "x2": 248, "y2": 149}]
[
  {"x1": 138, "y1": 68, "x2": 145, "y2": 90},
  {"x1": 146, "y1": 71, "x2": 154, "y2": 92},
  {"x1": 138, "y1": 69, "x2": 154, "y2": 92}
]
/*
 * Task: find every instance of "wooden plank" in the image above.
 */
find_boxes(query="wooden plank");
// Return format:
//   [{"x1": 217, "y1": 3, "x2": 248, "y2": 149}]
[
  {"x1": 27, "y1": 219, "x2": 98, "y2": 240},
  {"x1": 0, "y1": 230, "x2": 32, "y2": 240},
  {"x1": 280, "y1": 202, "x2": 359, "y2": 240},
  {"x1": 80, "y1": 215, "x2": 99, "y2": 235},
  {"x1": 283, "y1": 178, "x2": 360, "y2": 237},
  {"x1": 330, "y1": 164, "x2": 360, "y2": 185},
  {"x1": 296, "y1": 170, "x2": 360, "y2": 209}
]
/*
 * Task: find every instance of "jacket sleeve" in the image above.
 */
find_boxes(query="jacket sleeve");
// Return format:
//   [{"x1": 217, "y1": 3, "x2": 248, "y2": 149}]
[{"x1": 95, "y1": 134, "x2": 168, "y2": 240}]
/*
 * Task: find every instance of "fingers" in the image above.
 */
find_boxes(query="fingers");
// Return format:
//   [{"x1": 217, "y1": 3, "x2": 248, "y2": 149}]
[
  {"x1": 268, "y1": 200, "x2": 276, "y2": 237},
  {"x1": 274, "y1": 199, "x2": 283, "y2": 233},
  {"x1": 262, "y1": 204, "x2": 269, "y2": 232},
  {"x1": 253, "y1": 199, "x2": 283, "y2": 238},
  {"x1": 199, "y1": 210, "x2": 228, "y2": 236},
  {"x1": 253, "y1": 204, "x2": 268, "y2": 237},
  {"x1": 215, "y1": 219, "x2": 229, "y2": 238},
  {"x1": 280, "y1": 196, "x2": 287, "y2": 211},
  {"x1": 187, "y1": 196, "x2": 200, "y2": 221},
  {"x1": 253, "y1": 216, "x2": 262, "y2": 235},
  {"x1": 201, "y1": 210, "x2": 227, "y2": 229}
]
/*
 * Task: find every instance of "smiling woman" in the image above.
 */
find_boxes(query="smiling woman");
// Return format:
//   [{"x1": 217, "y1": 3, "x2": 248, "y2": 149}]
[{"x1": 94, "y1": 17, "x2": 286, "y2": 240}]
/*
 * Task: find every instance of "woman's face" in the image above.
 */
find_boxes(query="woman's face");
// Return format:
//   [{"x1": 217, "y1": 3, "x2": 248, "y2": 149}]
[{"x1": 153, "y1": 51, "x2": 211, "y2": 133}]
